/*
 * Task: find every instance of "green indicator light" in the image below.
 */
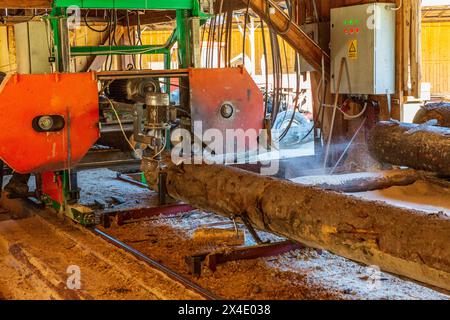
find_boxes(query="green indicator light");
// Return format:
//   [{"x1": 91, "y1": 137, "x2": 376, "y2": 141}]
[
  {"x1": 349, "y1": 20, "x2": 353, "y2": 25},
  {"x1": 344, "y1": 20, "x2": 347, "y2": 25},
  {"x1": 355, "y1": 19, "x2": 359, "y2": 24}
]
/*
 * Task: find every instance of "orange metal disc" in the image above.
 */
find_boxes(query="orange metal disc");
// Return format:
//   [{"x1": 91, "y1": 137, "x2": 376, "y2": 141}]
[{"x1": 0, "y1": 73, "x2": 99, "y2": 173}]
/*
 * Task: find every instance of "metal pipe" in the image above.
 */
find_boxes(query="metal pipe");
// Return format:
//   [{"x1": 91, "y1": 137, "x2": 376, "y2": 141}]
[{"x1": 323, "y1": 57, "x2": 346, "y2": 169}]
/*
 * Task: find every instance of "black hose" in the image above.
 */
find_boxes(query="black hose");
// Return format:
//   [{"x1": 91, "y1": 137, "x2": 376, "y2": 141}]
[
  {"x1": 265, "y1": 0, "x2": 294, "y2": 35},
  {"x1": 125, "y1": 10, "x2": 136, "y2": 69},
  {"x1": 260, "y1": 18, "x2": 269, "y2": 117},
  {"x1": 84, "y1": 9, "x2": 110, "y2": 33}
]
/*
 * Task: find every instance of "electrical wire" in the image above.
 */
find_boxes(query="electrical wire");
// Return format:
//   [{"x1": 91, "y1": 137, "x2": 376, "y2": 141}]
[
  {"x1": 329, "y1": 117, "x2": 367, "y2": 174},
  {"x1": 84, "y1": 9, "x2": 110, "y2": 33},
  {"x1": 84, "y1": 45, "x2": 167, "y2": 56},
  {"x1": 106, "y1": 9, "x2": 114, "y2": 71},
  {"x1": 104, "y1": 96, "x2": 138, "y2": 154},
  {"x1": 217, "y1": 0, "x2": 226, "y2": 67},
  {"x1": 149, "y1": 137, "x2": 168, "y2": 160},
  {"x1": 260, "y1": 18, "x2": 269, "y2": 117},
  {"x1": 389, "y1": 0, "x2": 403, "y2": 11},
  {"x1": 322, "y1": 101, "x2": 367, "y2": 120},
  {"x1": 125, "y1": 10, "x2": 136, "y2": 69},
  {"x1": 265, "y1": 0, "x2": 294, "y2": 35},
  {"x1": 242, "y1": 0, "x2": 251, "y2": 70},
  {"x1": 277, "y1": 53, "x2": 302, "y2": 142},
  {"x1": 136, "y1": 11, "x2": 143, "y2": 69},
  {"x1": 105, "y1": 90, "x2": 169, "y2": 160}
]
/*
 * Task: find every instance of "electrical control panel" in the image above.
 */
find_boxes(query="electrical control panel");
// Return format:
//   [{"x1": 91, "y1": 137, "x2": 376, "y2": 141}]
[{"x1": 330, "y1": 3, "x2": 396, "y2": 95}]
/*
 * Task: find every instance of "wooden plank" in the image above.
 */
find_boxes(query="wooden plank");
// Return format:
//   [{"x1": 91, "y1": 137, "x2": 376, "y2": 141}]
[
  {"x1": 393, "y1": 0, "x2": 404, "y2": 120},
  {"x1": 243, "y1": 0, "x2": 330, "y2": 77},
  {"x1": 86, "y1": 27, "x2": 125, "y2": 72},
  {"x1": 422, "y1": 22, "x2": 450, "y2": 95},
  {"x1": 214, "y1": 0, "x2": 284, "y2": 12},
  {"x1": 6, "y1": 26, "x2": 16, "y2": 72},
  {"x1": 0, "y1": 27, "x2": 10, "y2": 72},
  {"x1": 0, "y1": 0, "x2": 52, "y2": 8},
  {"x1": 127, "y1": 11, "x2": 176, "y2": 26},
  {"x1": 410, "y1": 0, "x2": 421, "y2": 98},
  {"x1": 403, "y1": 0, "x2": 411, "y2": 93}
]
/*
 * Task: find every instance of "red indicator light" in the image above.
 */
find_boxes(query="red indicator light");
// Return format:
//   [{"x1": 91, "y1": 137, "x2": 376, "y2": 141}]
[
  {"x1": 355, "y1": 28, "x2": 359, "y2": 33},
  {"x1": 350, "y1": 28, "x2": 354, "y2": 34},
  {"x1": 344, "y1": 29, "x2": 348, "y2": 34}
]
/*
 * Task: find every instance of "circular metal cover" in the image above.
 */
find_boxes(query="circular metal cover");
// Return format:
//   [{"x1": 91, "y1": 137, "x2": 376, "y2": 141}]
[
  {"x1": 220, "y1": 103, "x2": 234, "y2": 119},
  {"x1": 37, "y1": 116, "x2": 54, "y2": 131}
]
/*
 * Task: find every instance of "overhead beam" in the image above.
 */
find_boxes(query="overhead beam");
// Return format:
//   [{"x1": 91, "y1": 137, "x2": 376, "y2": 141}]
[
  {"x1": 53, "y1": 0, "x2": 196, "y2": 10},
  {"x1": 243, "y1": 0, "x2": 330, "y2": 77},
  {"x1": 0, "y1": 0, "x2": 52, "y2": 8},
  {"x1": 214, "y1": 0, "x2": 284, "y2": 12},
  {"x1": 127, "y1": 10, "x2": 176, "y2": 26}
]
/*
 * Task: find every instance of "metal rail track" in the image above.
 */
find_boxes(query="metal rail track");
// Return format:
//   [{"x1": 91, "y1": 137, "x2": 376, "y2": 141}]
[{"x1": 93, "y1": 228, "x2": 222, "y2": 300}]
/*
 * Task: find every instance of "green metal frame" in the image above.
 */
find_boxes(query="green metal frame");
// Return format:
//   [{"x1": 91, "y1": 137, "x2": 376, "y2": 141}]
[
  {"x1": 50, "y1": 0, "x2": 208, "y2": 70},
  {"x1": 176, "y1": 9, "x2": 191, "y2": 68},
  {"x1": 45, "y1": 0, "x2": 207, "y2": 222},
  {"x1": 70, "y1": 45, "x2": 169, "y2": 56},
  {"x1": 54, "y1": 0, "x2": 201, "y2": 13}
]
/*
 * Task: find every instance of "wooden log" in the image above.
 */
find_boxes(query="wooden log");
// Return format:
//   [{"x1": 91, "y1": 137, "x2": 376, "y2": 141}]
[
  {"x1": 413, "y1": 103, "x2": 450, "y2": 128},
  {"x1": 290, "y1": 169, "x2": 429, "y2": 193},
  {"x1": 144, "y1": 163, "x2": 450, "y2": 291},
  {"x1": 368, "y1": 121, "x2": 450, "y2": 176}
]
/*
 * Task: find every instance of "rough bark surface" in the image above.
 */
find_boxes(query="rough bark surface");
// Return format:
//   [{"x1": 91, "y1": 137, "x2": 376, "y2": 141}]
[
  {"x1": 145, "y1": 163, "x2": 450, "y2": 291},
  {"x1": 413, "y1": 103, "x2": 450, "y2": 127},
  {"x1": 368, "y1": 121, "x2": 450, "y2": 176}
]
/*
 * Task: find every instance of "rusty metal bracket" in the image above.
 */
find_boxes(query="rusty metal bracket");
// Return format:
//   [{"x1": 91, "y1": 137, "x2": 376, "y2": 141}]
[
  {"x1": 105, "y1": 203, "x2": 195, "y2": 226},
  {"x1": 186, "y1": 240, "x2": 305, "y2": 277},
  {"x1": 116, "y1": 172, "x2": 148, "y2": 188},
  {"x1": 158, "y1": 172, "x2": 168, "y2": 205},
  {"x1": 240, "y1": 213, "x2": 268, "y2": 245}
]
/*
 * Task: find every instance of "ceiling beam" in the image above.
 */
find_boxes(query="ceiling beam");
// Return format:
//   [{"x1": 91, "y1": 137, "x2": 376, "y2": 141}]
[
  {"x1": 127, "y1": 11, "x2": 176, "y2": 26},
  {"x1": 243, "y1": 0, "x2": 330, "y2": 77},
  {"x1": 214, "y1": 0, "x2": 285, "y2": 12},
  {"x1": 0, "y1": 1, "x2": 52, "y2": 8}
]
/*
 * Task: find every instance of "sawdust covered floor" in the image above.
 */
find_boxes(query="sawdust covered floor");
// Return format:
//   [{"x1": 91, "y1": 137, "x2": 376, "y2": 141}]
[
  {"x1": 102, "y1": 210, "x2": 449, "y2": 300},
  {"x1": 75, "y1": 169, "x2": 446, "y2": 300},
  {"x1": 1, "y1": 169, "x2": 448, "y2": 300},
  {"x1": 82, "y1": 169, "x2": 449, "y2": 300},
  {"x1": 0, "y1": 209, "x2": 202, "y2": 300}
]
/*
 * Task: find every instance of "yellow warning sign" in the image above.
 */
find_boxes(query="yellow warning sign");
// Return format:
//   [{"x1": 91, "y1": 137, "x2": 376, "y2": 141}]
[{"x1": 348, "y1": 40, "x2": 358, "y2": 59}]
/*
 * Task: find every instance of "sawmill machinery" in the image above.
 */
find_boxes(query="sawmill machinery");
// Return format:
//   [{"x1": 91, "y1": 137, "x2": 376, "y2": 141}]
[
  {"x1": 0, "y1": 1, "x2": 449, "y2": 293},
  {"x1": 0, "y1": 1, "x2": 405, "y2": 225},
  {"x1": 0, "y1": 0, "x2": 269, "y2": 225}
]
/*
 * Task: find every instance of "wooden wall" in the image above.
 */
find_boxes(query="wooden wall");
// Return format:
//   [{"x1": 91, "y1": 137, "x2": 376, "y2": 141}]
[
  {"x1": 139, "y1": 28, "x2": 298, "y2": 75},
  {"x1": 422, "y1": 21, "x2": 450, "y2": 95},
  {"x1": 0, "y1": 26, "x2": 15, "y2": 73}
]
